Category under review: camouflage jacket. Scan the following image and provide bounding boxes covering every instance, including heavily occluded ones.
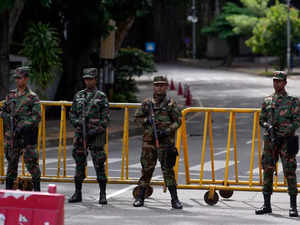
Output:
[259,90,300,137]
[135,95,182,145]
[0,87,41,131]
[69,88,110,136]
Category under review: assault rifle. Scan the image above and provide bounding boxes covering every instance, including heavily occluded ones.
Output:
[81,102,87,151]
[10,101,16,150]
[149,102,159,149]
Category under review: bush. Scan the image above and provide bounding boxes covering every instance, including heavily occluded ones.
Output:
[112,48,156,102]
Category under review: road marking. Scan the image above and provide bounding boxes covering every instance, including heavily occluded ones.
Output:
[214,148,233,156]
[189,160,238,171]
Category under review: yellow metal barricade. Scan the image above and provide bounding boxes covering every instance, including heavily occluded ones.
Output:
[176,107,299,205]
[1,102,299,205]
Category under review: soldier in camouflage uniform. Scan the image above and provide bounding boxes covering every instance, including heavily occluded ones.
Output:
[133,76,183,209]
[255,71,300,217]
[0,66,41,191]
[68,68,110,205]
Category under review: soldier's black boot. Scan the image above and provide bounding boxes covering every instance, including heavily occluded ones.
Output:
[133,186,145,207]
[255,194,272,214]
[68,180,82,203]
[168,185,183,209]
[99,182,107,205]
[5,178,14,190]
[289,195,298,217]
[32,180,41,192]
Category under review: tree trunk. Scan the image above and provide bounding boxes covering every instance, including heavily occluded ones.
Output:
[0,10,10,99]
[115,16,135,53]
[152,0,185,62]
[9,0,25,44]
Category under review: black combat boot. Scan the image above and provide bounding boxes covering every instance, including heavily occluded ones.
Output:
[255,194,272,214]
[289,195,298,217]
[5,178,14,190]
[32,180,41,192]
[68,179,82,203]
[168,185,183,209]
[133,186,145,207]
[99,182,107,205]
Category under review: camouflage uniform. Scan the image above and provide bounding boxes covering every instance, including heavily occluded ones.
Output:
[69,68,110,204]
[133,76,183,209]
[256,71,300,217]
[135,96,181,187]
[0,67,41,190]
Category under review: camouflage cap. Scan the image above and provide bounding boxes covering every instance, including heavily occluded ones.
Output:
[273,71,287,80]
[82,68,97,79]
[153,75,168,84]
[13,66,30,78]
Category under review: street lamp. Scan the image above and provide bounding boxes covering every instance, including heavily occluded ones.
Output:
[287,0,291,73]
[187,0,198,59]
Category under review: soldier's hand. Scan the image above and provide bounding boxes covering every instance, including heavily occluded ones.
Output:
[87,129,97,138]
[157,129,169,138]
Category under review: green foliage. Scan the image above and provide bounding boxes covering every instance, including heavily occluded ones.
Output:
[0,0,14,13]
[202,2,252,39]
[246,4,300,69]
[226,0,270,35]
[20,22,62,98]
[112,48,156,102]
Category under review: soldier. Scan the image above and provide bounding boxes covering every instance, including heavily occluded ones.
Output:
[133,75,183,209]
[69,68,110,205]
[255,71,300,217]
[0,66,41,191]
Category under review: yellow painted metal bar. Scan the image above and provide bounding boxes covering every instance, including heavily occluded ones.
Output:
[181,107,260,116]
[174,124,182,181]
[232,113,239,183]
[57,105,65,177]
[121,107,129,180]
[256,114,263,184]
[181,116,191,184]
[125,108,129,179]
[199,112,209,185]
[208,112,215,183]
[63,106,67,177]
[249,112,258,187]
[0,119,4,177]
[224,112,233,186]
[41,104,46,176]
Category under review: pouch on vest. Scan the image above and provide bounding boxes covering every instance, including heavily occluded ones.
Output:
[287,135,299,155]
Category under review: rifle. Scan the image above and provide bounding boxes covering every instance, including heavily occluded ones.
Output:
[149,101,159,149]
[9,100,16,150]
[81,101,87,151]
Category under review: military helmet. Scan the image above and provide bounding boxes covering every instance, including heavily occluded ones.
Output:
[273,71,287,80]
[153,75,168,84]
[82,68,97,79]
[13,66,31,78]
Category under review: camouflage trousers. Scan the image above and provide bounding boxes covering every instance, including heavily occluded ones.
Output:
[138,141,177,187]
[72,134,106,183]
[4,138,41,182]
[262,135,298,196]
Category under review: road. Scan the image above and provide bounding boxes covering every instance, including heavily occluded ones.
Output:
[1,63,300,224]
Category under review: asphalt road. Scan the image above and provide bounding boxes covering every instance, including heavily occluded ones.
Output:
[1,63,300,224]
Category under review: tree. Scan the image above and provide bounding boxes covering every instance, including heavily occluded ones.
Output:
[21,22,62,99]
[0,0,50,99]
[202,2,249,66]
[246,4,300,69]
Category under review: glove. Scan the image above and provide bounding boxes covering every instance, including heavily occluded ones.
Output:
[87,129,98,138]
[157,129,169,138]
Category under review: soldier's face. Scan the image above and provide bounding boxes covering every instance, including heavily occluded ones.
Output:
[153,83,168,95]
[15,76,28,89]
[273,79,286,92]
[84,78,97,89]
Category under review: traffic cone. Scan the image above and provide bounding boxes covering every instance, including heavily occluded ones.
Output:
[185,87,192,106]
[177,82,183,95]
[183,84,188,98]
[170,79,176,90]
